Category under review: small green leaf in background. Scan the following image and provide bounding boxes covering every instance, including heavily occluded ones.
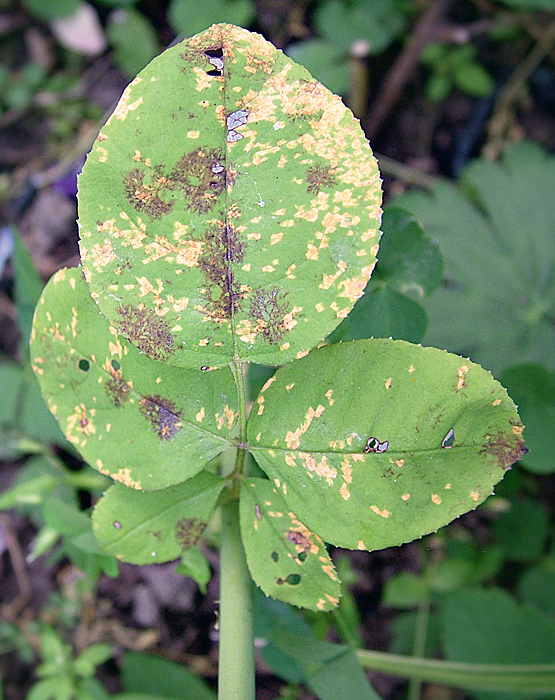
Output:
[382,571,429,608]
[11,226,44,354]
[92,471,225,564]
[315,0,408,55]
[286,39,349,96]
[441,588,555,700]
[328,206,443,344]
[31,268,237,490]
[248,338,525,552]
[517,557,555,619]
[106,9,160,78]
[240,478,341,611]
[168,0,254,37]
[501,363,555,474]
[21,0,80,21]
[78,24,382,369]
[395,141,555,376]
[177,546,212,593]
[494,495,549,562]
[121,650,216,700]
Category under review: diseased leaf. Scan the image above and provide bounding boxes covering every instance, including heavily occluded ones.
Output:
[240,478,341,611]
[30,267,237,490]
[328,206,442,344]
[395,141,555,375]
[92,471,224,564]
[247,339,526,551]
[78,24,382,369]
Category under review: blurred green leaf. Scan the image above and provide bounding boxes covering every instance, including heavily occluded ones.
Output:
[494,495,549,562]
[106,9,159,78]
[286,39,349,95]
[315,0,407,54]
[176,546,212,593]
[383,572,430,608]
[517,559,555,618]
[454,62,494,97]
[121,651,216,700]
[168,0,254,36]
[501,364,555,474]
[21,0,80,21]
[395,141,555,376]
[11,226,44,354]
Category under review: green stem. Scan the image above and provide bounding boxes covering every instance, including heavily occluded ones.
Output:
[231,359,248,444]
[407,598,430,700]
[356,651,555,694]
[218,498,255,700]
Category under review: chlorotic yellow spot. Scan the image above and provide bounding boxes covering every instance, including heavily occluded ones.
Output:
[196,408,205,422]
[339,482,350,500]
[402,493,410,501]
[493,399,502,406]
[445,483,451,489]
[396,459,404,467]
[431,494,442,505]
[357,540,366,550]
[385,377,392,389]
[371,505,390,518]
[470,491,480,501]
[457,365,469,391]
[408,365,415,373]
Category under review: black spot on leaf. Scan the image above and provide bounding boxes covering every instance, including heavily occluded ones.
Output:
[116,305,174,361]
[276,574,302,586]
[175,518,206,550]
[139,394,182,440]
[271,551,279,562]
[306,163,338,194]
[480,429,527,470]
[250,287,291,344]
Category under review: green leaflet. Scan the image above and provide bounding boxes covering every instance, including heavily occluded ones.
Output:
[30,268,237,490]
[92,471,224,564]
[240,478,341,612]
[78,24,382,369]
[247,339,526,551]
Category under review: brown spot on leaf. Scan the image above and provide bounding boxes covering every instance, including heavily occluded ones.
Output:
[480,429,527,470]
[123,166,174,220]
[175,518,206,550]
[306,163,337,194]
[170,147,226,214]
[105,375,130,408]
[287,529,311,553]
[198,222,246,320]
[116,305,174,361]
[139,395,182,440]
[249,287,291,344]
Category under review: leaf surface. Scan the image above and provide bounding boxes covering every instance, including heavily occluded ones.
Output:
[92,471,224,564]
[240,477,340,611]
[31,267,237,490]
[247,339,526,551]
[78,24,382,369]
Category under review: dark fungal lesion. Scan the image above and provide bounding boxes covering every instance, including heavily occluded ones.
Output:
[139,395,182,441]
[198,222,246,321]
[306,163,338,194]
[249,287,291,344]
[479,427,527,470]
[105,374,130,408]
[170,147,226,214]
[175,518,206,550]
[123,165,174,220]
[286,529,311,553]
[179,44,225,77]
[116,305,174,361]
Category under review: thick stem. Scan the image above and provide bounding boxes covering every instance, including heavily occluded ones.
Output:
[218,498,255,700]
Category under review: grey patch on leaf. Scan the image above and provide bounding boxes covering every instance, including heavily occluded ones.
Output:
[441,428,455,449]
[226,110,249,142]
[363,437,389,453]
[138,395,182,440]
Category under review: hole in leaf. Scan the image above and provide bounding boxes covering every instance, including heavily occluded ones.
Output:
[298,551,307,562]
[78,359,90,371]
[111,360,121,371]
[285,574,301,586]
[204,47,224,76]
[364,436,389,453]
[442,428,455,449]
[113,521,122,530]
[271,551,279,562]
